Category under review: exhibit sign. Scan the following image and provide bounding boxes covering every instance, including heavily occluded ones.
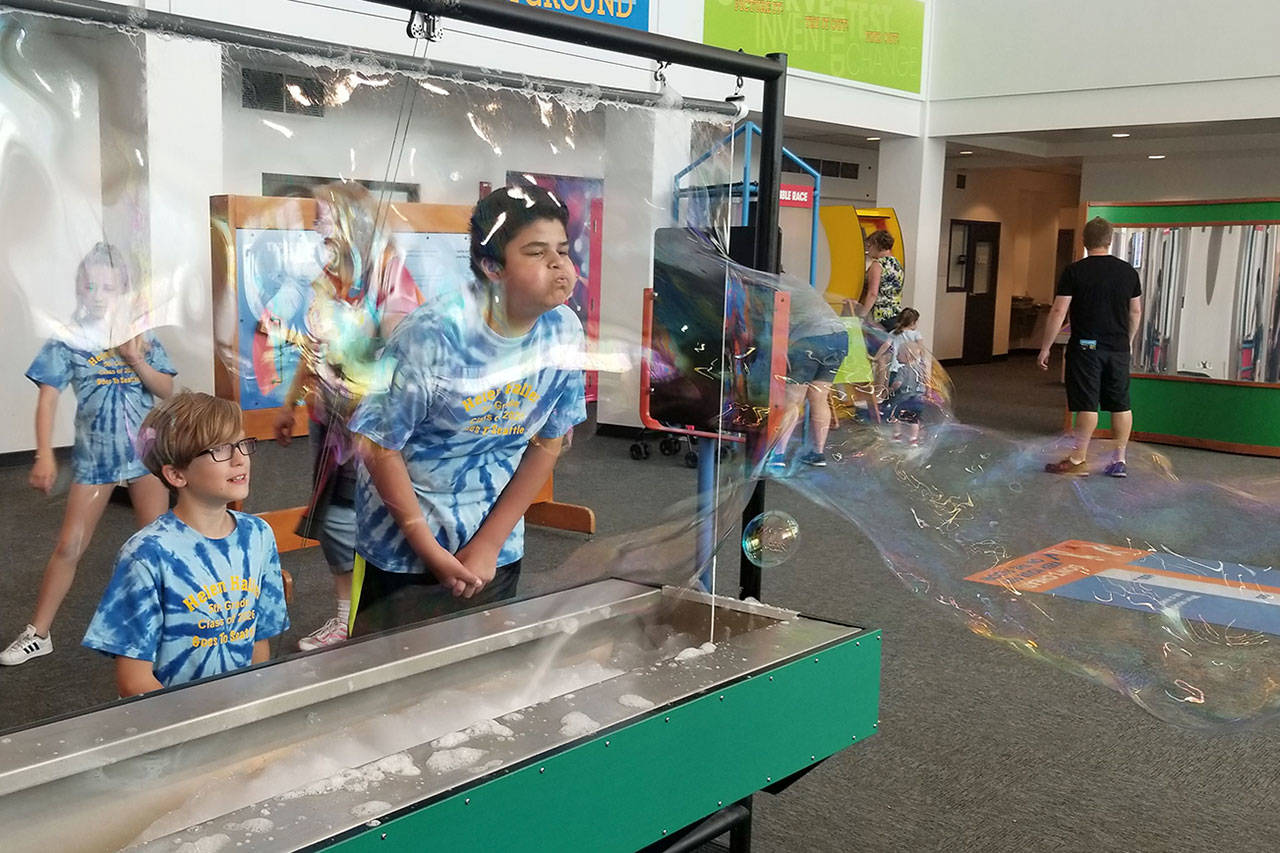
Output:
[968,540,1280,637]
[506,0,650,32]
[780,184,813,208]
[702,0,925,93]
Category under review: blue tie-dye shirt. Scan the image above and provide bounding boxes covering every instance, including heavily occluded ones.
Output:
[83,511,289,689]
[25,326,176,484]
[350,288,587,573]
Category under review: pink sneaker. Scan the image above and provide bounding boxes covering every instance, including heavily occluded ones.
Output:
[298,616,348,651]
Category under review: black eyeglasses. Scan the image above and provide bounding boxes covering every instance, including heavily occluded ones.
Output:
[196,438,258,463]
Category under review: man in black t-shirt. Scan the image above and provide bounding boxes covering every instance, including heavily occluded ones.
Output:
[1038,216,1143,477]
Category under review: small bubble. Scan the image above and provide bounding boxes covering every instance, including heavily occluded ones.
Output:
[742,511,800,569]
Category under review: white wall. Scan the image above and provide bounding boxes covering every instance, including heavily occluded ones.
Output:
[221,68,608,204]
[135,0,928,139]
[146,35,225,397]
[1,20,110,454]
[1082,152,1280,203]
[934,167,1081,360]
[930,0,1280,137]
[877,136,945,354]
[932,0,1280,101]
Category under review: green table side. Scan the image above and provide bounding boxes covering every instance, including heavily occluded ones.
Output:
[327,629,882,853]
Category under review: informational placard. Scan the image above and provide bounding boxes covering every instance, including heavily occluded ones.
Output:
[507,0,650,32]
[703,0,925,93]
[397,231,472,306]
[968,540,1280,636]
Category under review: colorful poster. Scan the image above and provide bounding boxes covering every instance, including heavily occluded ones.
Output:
[504,0,650,32]
[235,228,470,411]
[968,540,1280,636]
[702,0,925,93]
[236,229,324,411]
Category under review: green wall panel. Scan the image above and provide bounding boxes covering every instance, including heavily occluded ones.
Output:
[1088,201,1280,226]
[1072,377,1280,449]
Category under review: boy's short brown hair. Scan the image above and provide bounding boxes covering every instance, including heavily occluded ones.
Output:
[1083,216,1114,250]
[138,392,242,488]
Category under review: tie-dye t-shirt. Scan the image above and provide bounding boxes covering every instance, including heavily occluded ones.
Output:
[82,511,289,689]
[25,327,176,484]
[350,288,587,574]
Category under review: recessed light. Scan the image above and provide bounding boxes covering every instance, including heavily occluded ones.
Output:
[866,137,881,141]
[1112,132,1131,138]
[1148,154,1166,160]
[958,150,973,155]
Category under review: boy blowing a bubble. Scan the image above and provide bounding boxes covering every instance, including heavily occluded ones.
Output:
[348,185,587,632]
[83,392,289,697]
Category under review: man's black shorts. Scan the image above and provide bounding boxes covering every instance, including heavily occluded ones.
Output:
[1064,343,1131,412]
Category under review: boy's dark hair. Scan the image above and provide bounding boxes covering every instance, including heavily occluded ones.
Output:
[1083,216,1114,250]
[866,229,895,252]
[469,184,569,281]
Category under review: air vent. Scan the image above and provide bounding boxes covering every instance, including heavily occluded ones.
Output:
[785,157,859,180]
[241,68,325,117]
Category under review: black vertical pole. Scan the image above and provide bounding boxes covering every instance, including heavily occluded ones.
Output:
[739,53,788,602]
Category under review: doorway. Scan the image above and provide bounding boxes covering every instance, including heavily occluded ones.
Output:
[948,219,1001,363]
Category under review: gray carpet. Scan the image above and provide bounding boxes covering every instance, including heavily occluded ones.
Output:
[2,353,1278,852]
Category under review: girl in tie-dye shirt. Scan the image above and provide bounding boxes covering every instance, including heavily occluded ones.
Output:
[0,244,176,668]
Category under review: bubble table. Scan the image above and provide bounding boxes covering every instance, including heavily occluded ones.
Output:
[0,579,880,852]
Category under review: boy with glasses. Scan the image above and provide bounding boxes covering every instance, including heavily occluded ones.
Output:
[83,392,289,697]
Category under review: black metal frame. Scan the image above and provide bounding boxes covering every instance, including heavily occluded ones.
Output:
[5,1,792,845]
[6,0,785,593]
[368,1,787,603]
[7,0,786,599]
[0,0,738,115]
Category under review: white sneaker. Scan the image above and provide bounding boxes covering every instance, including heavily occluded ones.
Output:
[297,616,348,651]
[0,625,52,665]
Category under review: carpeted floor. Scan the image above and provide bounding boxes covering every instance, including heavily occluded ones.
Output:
[1,353,1278,852]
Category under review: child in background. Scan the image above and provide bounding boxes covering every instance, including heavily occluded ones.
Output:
[875,307,923,393]
[1,243,176,666]
[82,392,289,697]
[887,342,930,446]
[348,185,587,633]
[272,183,420,651]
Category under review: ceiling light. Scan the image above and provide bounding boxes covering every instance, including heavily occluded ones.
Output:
[1148,154,1166,159]
[866,136,881,141]
[958,150,973,155]
[1112,132,1131,138]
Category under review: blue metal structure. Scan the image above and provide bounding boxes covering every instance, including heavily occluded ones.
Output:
[672,120,822,287]
[667,122,823,591]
